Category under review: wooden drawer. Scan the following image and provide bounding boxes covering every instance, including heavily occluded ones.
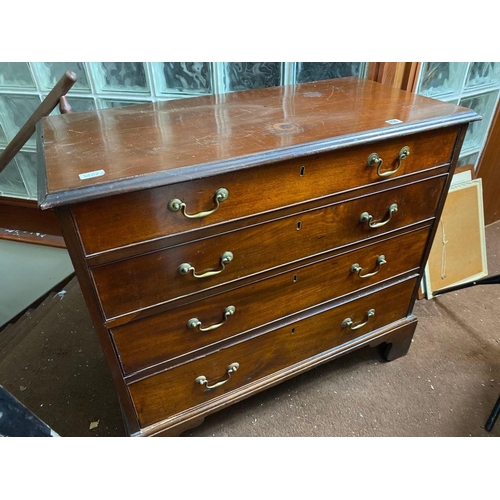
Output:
[92,175,445,320]
[111,226,429,374]
[73,127,458,255]
[128,277,417,428]
[39,76,479,437]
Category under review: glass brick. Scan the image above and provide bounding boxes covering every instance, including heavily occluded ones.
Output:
[99,99,150,109]
[0,62,36,89]
[0,156,29,198]
[32,62,90,92]
[460,90,499,152]
[225,63,281,92]
[0,94,41,146]
[47,96,96,115]
[159,62,212,93]
[0,122,8,147]
[465,62,500,90]
[16,151,38,198]
[66,97,96,113]
[93,62,149,93]
[417,62,468,99]
[296,62,364,83]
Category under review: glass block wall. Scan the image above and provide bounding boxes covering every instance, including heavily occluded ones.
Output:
[0,62,366,200]
[416,62,500,170]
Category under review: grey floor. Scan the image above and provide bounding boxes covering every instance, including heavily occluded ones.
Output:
[0,239,74,328]
[0,222,499,438]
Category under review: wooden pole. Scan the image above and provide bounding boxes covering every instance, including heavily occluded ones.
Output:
[0,71,77,173]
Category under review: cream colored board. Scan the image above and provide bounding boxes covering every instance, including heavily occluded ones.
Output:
[424,178,488,299]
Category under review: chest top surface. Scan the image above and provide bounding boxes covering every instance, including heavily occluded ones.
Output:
[38,77,479,209]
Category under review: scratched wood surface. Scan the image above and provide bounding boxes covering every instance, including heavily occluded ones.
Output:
[128,277,417,428]
[111,227,430,375]
[72,126,457,256]
[38,77,479,209]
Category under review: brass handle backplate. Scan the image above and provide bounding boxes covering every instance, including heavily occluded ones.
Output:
[195,362,240,390]
[367,146,410,178]
[178,251,233,279]
[187,305,236,332]
[168,187,229,219]
[342,309,375,331]
[360,203,398,228]
[351,255,387,278]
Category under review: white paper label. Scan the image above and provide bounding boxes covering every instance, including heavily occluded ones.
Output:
[386,119,403,125]
[79,169,105,180]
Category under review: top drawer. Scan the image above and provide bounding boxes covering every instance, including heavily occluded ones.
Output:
[72,127,459,256]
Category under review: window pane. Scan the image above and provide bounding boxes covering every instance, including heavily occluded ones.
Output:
[66,97,96,113]
[460,90,499,152]
[32,62,90,92]
[225,62,281,92]
[417,62,468,99]
[48,96,96,115]
[0,122,8,147]
[160,62,212,93]
[99,99,150,109]
[0,156,29,198]
[296,62,363,83]
[16,151,37,197]
[94,62,149,93]
[0,94,41,146]
[0,62,35,89]
[465,62,500,90]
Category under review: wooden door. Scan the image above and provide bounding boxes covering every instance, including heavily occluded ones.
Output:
[476,102,500,225]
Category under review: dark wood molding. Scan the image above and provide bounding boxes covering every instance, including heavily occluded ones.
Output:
[0,198,38,209]
[0,196,64,246]
[367,62,421,91]
[0,228,65,248]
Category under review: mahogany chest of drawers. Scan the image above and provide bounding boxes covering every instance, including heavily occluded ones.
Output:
[37,77,479,436]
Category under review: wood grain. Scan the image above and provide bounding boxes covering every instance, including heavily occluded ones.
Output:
[38,77,478,436]
[128,277,417,428]
[0,198,62,239]
[145,315,419,436]
[38,77,479,209]
[72,126,458,255]
[91,175,446,321]
[111,226,430,375]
